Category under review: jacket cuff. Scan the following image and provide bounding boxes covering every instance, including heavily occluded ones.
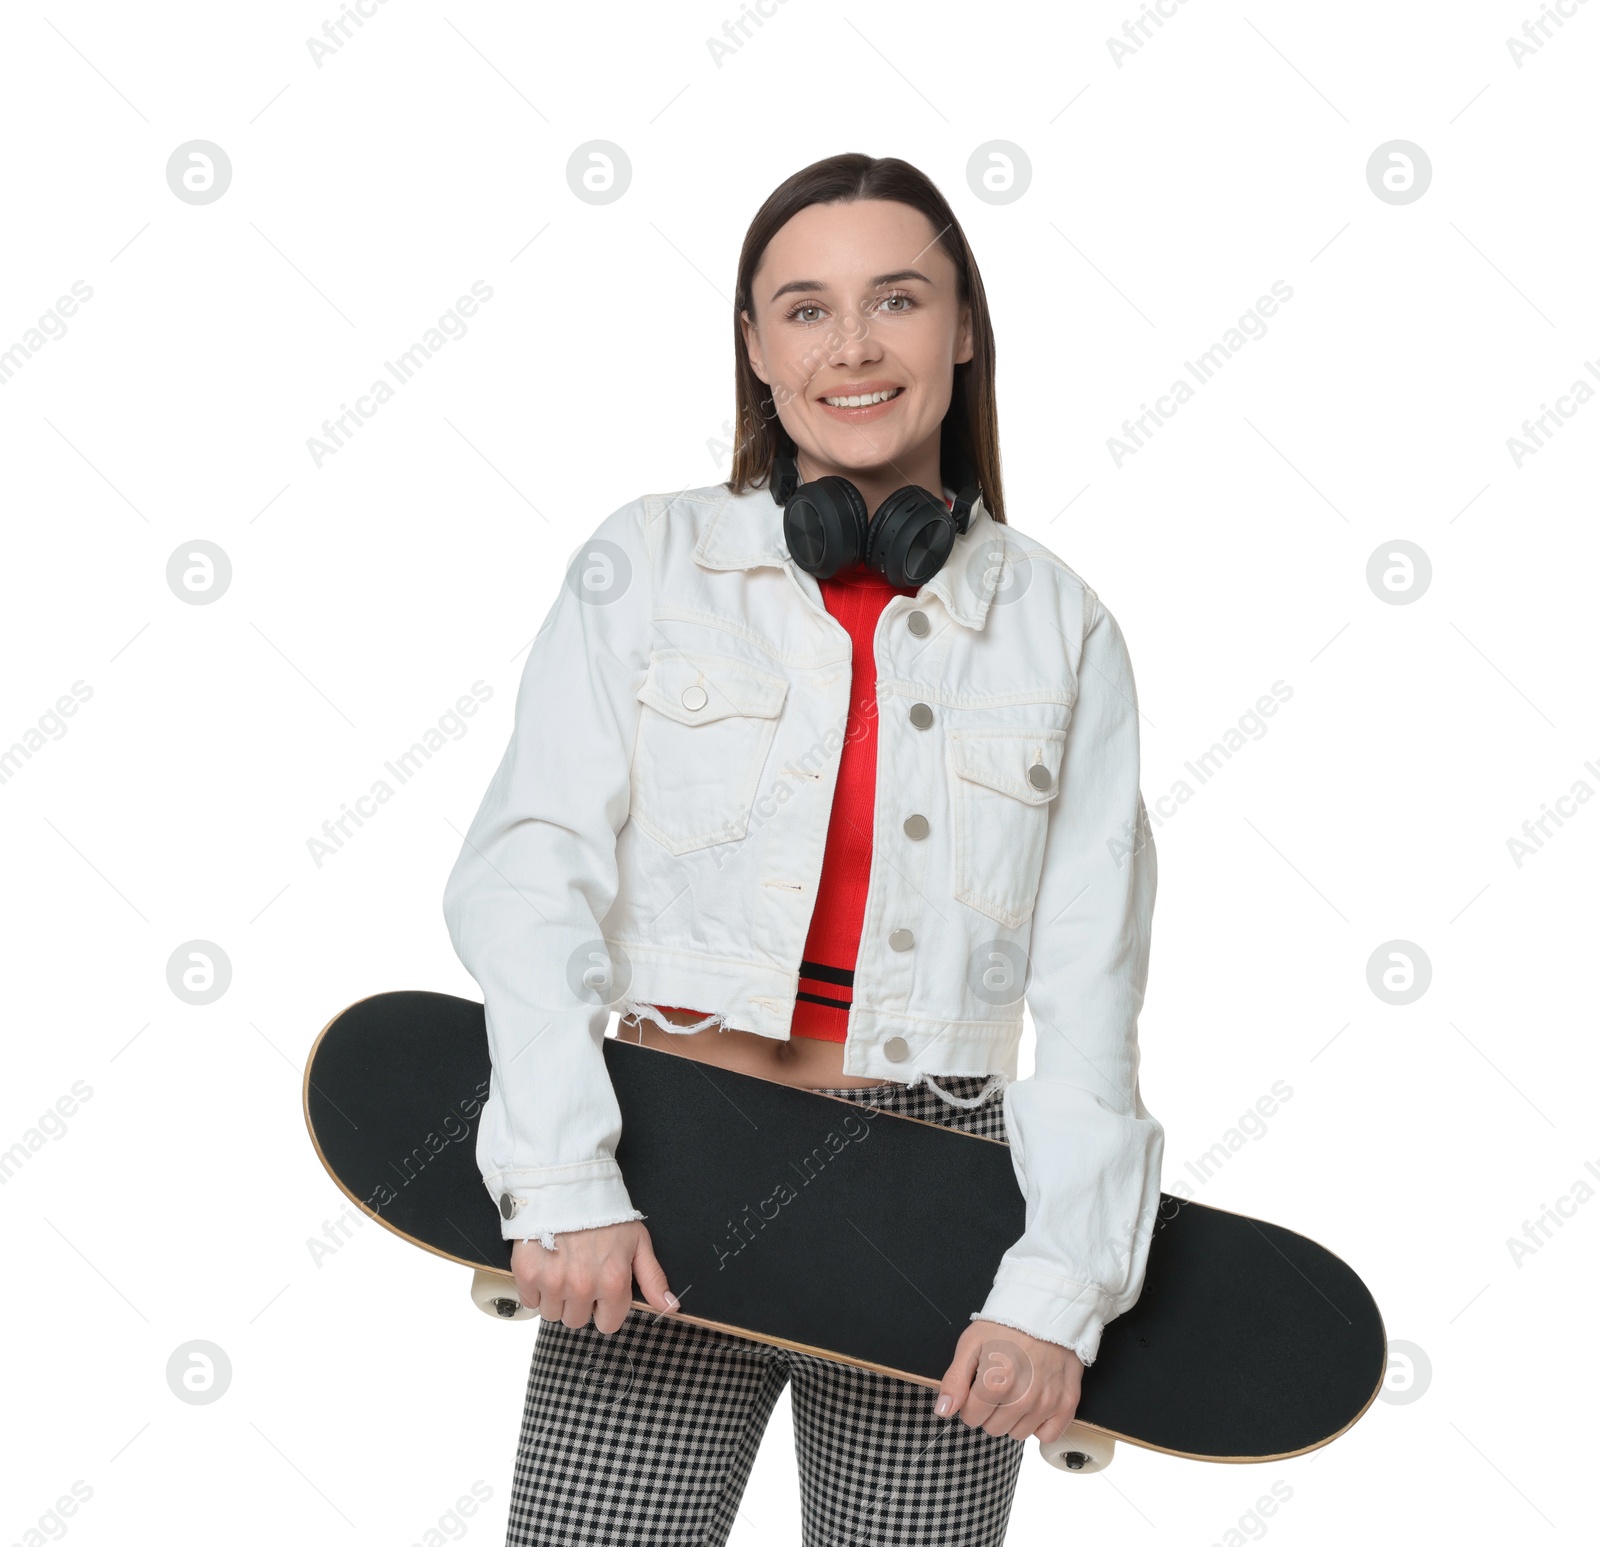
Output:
[973,1264,1116,1367]
[485,1157,644,1247]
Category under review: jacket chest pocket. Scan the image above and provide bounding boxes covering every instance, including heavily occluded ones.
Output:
[629,648,789,855]
[947,728,1067,928]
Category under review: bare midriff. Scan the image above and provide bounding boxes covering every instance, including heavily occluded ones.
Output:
[617,1005,909,1091]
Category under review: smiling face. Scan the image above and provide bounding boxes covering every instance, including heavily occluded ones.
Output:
[740,198,974,514]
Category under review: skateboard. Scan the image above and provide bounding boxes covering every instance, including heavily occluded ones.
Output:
[303,990,1387,1473]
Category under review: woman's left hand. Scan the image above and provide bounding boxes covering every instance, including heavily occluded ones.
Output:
[934,1320,1083,1443]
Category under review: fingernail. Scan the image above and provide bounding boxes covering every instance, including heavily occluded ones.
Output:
[664,1292,679,1311]
[935,1395,953,1417]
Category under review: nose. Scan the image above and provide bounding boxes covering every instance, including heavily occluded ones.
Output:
[826,311,884,372]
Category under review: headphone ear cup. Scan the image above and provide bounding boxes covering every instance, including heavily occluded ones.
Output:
[783,475,869,579]
[866,487,959,589]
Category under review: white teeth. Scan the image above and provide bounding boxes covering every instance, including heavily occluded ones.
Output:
[823,388,901,408]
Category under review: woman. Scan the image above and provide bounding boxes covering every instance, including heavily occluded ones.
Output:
[443,152,1164,1547]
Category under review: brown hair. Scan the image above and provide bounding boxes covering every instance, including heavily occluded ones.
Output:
[726,153,1006,526]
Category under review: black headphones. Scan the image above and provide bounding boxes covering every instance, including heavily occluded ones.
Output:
[771,443,981,589]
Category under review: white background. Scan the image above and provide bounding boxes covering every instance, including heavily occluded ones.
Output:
[2,2,1595,1543]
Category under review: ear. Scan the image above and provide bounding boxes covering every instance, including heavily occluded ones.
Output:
[740,308,771,385]
[954,301,975,368]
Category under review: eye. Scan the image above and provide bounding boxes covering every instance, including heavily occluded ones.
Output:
[878,290,916,314]
[784,300,826,324]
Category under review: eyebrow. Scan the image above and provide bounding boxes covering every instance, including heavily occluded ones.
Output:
[768,269,933,304]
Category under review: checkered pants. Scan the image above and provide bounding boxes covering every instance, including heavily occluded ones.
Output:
[504,1074,1024,1547]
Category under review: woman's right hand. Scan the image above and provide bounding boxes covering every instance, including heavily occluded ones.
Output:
[510,1220,678,1335]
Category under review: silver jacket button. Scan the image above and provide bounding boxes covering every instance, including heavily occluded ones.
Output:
[888,927,915,951]
[681,684,708,711]
[902,813,930,840]
[906,610,930,637]
[1028,762,1054,791]
[883,1035,910,1062]
[908,702,933,729]
[498,1192,518,1220]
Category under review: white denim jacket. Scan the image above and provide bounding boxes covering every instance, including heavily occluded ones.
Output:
[442,478,1163,1366]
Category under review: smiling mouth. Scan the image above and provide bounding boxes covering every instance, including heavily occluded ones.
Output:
[819,387,904,408]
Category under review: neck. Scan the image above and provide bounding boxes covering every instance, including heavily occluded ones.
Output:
[795,438,946,516]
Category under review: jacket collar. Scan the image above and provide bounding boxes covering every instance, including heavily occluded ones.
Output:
[689,481,1004,631]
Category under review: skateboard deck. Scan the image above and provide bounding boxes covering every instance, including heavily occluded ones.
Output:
[304,990,1386,1471]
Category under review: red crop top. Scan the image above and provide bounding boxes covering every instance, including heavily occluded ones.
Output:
[639,551,922,1040]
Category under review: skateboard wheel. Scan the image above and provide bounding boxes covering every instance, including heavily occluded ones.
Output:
[1039,1424,1115,1474]
[470,1268,536,1322]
